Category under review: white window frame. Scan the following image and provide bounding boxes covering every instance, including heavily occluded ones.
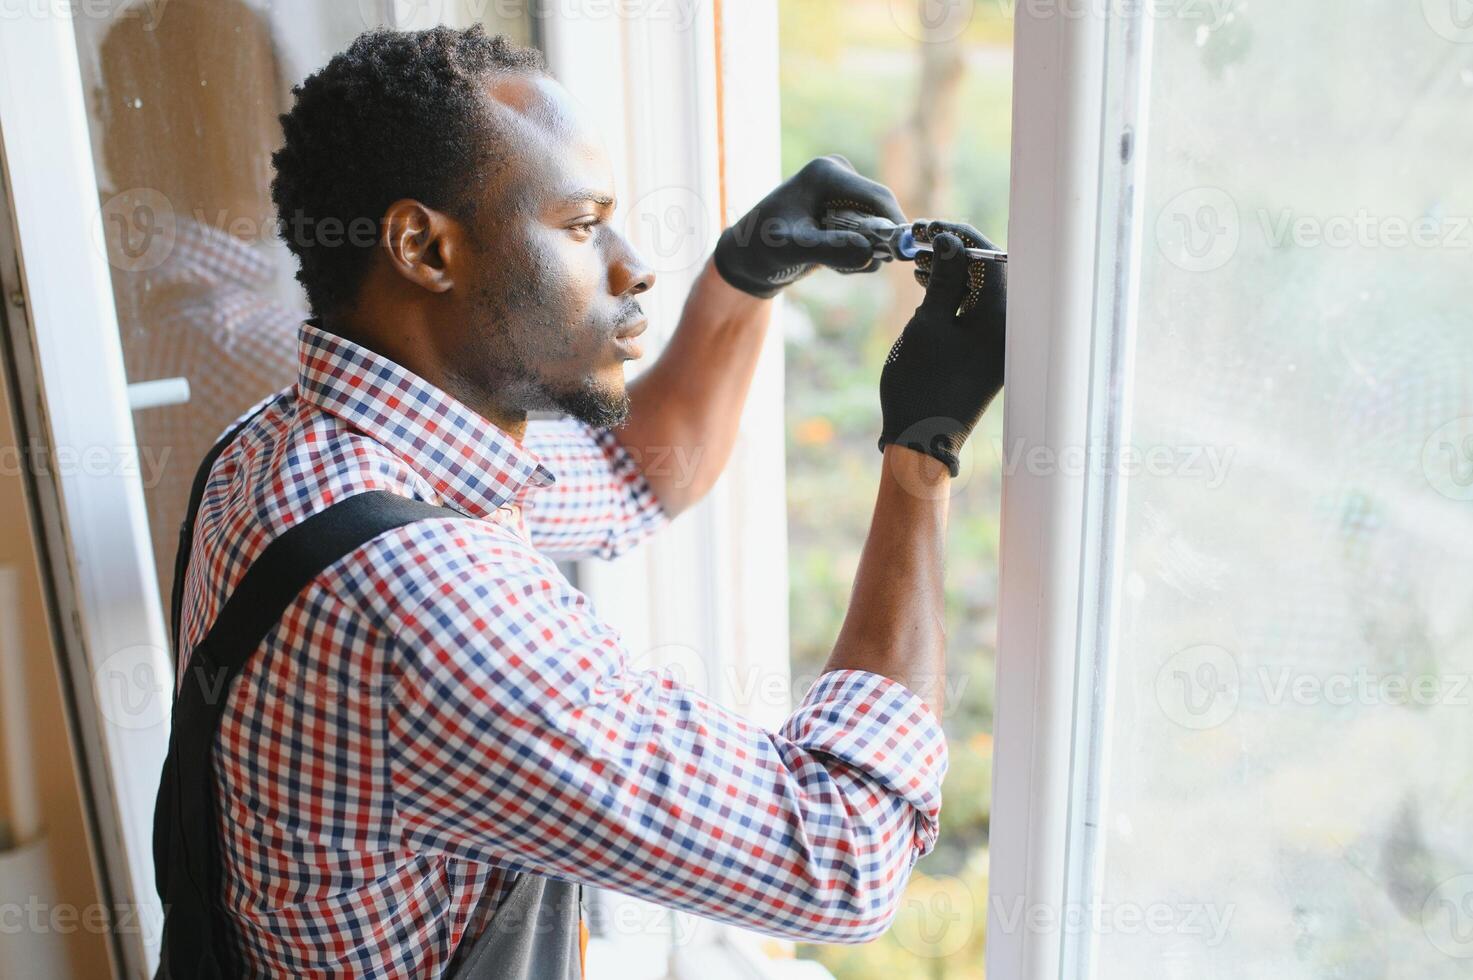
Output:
[0,10,169,978]
[986,5,1150,980]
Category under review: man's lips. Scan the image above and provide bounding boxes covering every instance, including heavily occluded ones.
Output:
[615,317,647,340]
[613,318,648,359]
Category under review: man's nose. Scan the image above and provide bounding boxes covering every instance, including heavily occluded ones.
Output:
[609,236,656,296]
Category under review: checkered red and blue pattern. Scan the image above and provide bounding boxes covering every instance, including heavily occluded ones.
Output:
[177,321,949,977]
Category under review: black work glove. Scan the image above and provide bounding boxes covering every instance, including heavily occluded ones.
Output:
[712,154,906,298]
[877,219,1007,478]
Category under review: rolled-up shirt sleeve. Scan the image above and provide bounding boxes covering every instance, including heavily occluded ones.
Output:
[377,522,948,944]
[521,417,670,562]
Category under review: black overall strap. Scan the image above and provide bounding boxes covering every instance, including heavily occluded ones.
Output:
[153,407,461,977]
[169,402,275,662]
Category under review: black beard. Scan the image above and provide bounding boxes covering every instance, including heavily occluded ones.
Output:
[552,373,631,429]
[465,261,631,430]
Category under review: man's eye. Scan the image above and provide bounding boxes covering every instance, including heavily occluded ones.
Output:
[571,220,599,237]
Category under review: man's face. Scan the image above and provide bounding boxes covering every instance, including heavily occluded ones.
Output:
[443,74,653,430]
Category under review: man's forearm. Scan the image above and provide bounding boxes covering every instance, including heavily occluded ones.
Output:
[824,445,952,722]
[615,255,773,517]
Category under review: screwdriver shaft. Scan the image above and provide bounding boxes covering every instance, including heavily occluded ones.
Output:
[906,240,1009,264]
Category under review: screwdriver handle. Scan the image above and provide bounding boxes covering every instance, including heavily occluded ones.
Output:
[820,208,1008,264]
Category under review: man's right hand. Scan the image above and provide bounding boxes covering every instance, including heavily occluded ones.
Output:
[877,219,1007,478]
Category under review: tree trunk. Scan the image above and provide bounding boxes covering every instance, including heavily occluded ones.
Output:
[876,8,966,349]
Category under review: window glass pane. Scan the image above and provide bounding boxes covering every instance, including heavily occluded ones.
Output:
[1079,6,1473,977]
[72,0,535,613]
[778,1,1012,974]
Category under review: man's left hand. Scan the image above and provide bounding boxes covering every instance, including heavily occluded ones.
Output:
[712,154,907,299]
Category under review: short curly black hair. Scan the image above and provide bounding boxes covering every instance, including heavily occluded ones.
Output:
[271,25,546,318]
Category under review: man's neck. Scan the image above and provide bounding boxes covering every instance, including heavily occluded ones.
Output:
[437,370,529,444]
[320,311,530,444]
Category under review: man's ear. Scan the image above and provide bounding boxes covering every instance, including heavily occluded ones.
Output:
[380,199,464,295]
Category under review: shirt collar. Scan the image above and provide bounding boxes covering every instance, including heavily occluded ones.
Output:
[295,320,557,518]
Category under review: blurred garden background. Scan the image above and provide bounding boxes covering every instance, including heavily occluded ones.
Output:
[777,2,1013,975]
[776,2,1473,977]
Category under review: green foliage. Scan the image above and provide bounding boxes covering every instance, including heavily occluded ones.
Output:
[778,2,1014,975]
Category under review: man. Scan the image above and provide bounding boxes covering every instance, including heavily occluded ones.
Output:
[164,24,1006,979]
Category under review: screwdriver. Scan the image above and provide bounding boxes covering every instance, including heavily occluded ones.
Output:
[821,208,1008,264]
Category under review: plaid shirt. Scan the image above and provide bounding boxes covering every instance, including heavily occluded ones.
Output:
[178,320,949,977]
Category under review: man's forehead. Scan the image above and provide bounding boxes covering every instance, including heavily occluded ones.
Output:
[482,74,614,208]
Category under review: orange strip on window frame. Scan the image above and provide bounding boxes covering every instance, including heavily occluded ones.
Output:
[712,0,729,226]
